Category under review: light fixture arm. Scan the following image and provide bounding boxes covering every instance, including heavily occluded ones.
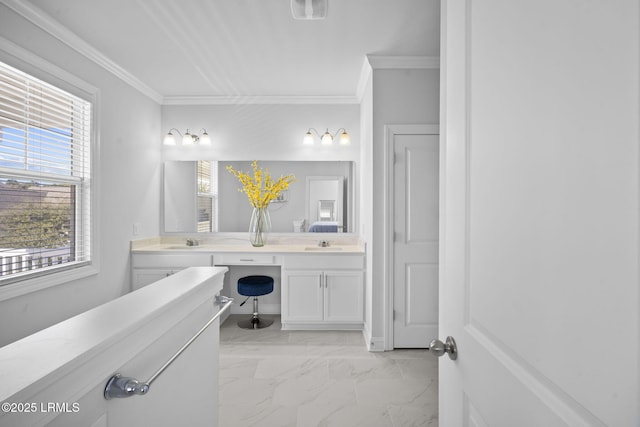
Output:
[166,128,183,137]
[305,128,321,138]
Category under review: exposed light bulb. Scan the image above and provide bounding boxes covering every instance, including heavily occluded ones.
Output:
[163,132,176,146]
[199,132,211,145]
[339,131,350,145]
[321,130,333,145]
[303,130,315,145]
[182,130,194,145]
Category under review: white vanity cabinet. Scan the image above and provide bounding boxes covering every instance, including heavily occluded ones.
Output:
[130,241,366,330]
[131,253,213,290]
[282,254,364,329]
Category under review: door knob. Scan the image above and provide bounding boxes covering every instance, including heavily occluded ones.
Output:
[429,336,458,360]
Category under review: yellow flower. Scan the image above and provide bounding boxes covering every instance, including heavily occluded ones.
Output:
[226,161,296,209]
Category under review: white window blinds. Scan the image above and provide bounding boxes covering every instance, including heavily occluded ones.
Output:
[197,160,218,233]
[0,61,92,283]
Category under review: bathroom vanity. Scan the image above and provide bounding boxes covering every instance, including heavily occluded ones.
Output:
[131,236,365,330]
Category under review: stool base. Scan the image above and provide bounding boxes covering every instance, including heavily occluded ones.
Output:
[237,295,273,329]
[238,315,273,329]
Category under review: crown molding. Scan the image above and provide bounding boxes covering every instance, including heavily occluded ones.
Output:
[366,55,440,70]
[355,55,439,103]
[1,0,163,104]
[162,95,360,106]
[355,57,373,103]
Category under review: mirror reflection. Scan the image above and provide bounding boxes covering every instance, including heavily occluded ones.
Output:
[164,160,353,233]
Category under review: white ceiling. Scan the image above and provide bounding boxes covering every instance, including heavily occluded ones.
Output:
[26,0,440,101]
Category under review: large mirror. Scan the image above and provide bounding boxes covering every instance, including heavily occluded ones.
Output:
[163,160,354,233]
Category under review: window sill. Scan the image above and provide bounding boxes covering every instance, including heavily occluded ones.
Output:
[0,263,99,302]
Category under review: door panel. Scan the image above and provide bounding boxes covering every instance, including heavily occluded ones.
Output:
[405,263,438,326]
[393,132,439,348]
[440,1,639,426]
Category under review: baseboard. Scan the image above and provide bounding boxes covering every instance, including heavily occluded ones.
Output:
[220,309,231,325]
[362,324,385,352]
[367,337,385,352]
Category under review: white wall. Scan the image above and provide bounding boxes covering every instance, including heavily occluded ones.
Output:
[161,104,360,162]
[359,65,374,347]
[0,5,162,347]
[369,67,440,343]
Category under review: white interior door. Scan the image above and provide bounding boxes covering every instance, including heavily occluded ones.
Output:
[438,1,639,426]
[306,176,344,227]
[390,126,439,348]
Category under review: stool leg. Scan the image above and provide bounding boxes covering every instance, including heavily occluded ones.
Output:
[237,296,274,329]
[252,297,259,321]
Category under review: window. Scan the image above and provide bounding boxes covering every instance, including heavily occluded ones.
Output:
[0,60,92,285]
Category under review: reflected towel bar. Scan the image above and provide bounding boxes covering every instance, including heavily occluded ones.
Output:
[104,295,233,399]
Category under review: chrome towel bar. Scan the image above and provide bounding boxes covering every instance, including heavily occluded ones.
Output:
[104,295,234,399]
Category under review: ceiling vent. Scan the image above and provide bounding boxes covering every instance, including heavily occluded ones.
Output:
[291,0,327,20]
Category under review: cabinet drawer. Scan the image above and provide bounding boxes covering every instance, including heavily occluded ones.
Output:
[132,253,212,268]
[214,253,276,265]
[284,255,364,270]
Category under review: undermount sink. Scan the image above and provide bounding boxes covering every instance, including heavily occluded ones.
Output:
[164,245,203,249]
[304,246,343,251]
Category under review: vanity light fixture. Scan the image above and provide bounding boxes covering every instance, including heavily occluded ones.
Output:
[303,128,350,145]
[163,128,211,146]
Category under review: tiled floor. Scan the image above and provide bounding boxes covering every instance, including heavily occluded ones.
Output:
[219,315,439,427]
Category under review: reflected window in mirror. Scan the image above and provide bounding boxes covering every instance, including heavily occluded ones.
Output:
[197,161,217,232]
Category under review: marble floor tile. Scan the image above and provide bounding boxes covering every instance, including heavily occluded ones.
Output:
[221,342,310,358]
[354,378,437,408]
[388,404,439,427]
[305,343,375,359]
[328,357,401,381]
[272,378,357,407]
[255,357,329,380]
[288,330,365,346]
[296,403,394,427]
[220,403,297,427]
[396,357,439,379]
[219,356,260,379]
[219,377,281,406]
[219,315,438,427]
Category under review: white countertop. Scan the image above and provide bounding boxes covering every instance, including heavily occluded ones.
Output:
[131,235,366,254]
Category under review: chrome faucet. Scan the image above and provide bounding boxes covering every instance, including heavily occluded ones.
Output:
[318,240,330,247]
[186,238,199,246]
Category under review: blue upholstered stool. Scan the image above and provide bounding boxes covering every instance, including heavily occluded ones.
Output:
[237,275,274,329]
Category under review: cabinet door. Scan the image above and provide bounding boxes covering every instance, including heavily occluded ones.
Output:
[282,270,323,322]
[132,268,180,291]
[324,271,363,322]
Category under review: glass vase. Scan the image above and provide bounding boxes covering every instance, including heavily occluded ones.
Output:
[248,207,271,247]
